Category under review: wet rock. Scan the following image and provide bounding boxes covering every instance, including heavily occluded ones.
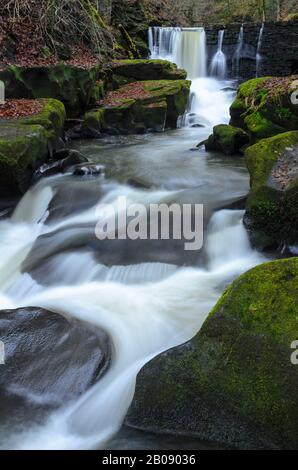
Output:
[110,59,187,81]
[82,80,191,135]
[127,258,298,450]
[204,124,250,155]
[0,99,66,194]
[0,307,111,430]
[230,77,298,142]
[0,64,102,117]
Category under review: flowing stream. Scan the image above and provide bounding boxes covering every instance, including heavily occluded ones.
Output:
[0,28,269,450]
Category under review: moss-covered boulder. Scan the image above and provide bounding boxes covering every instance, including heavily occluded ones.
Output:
[0,64,102,117]
[110,59,187,82]
[82,79,190,136]
[244,131,298,249]
[204,124,250,155]
[127,257,298,450]
[230,76,298,142]
[0,99,65,194]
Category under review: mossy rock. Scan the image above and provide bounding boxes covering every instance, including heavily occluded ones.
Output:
[204,124,249,155]
[244,131,298,248]
[18,99,66,141]
[127,257,298,450]
[0,64,102,117]
[110,60,187,81]
[0,99,65,194]
[230,76,298,142]
[82,80,190,135]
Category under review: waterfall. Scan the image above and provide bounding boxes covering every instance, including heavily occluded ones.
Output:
[256,23,264,77]
[210,29,227,78]
[148,26,207,79]
[233,24,244,77]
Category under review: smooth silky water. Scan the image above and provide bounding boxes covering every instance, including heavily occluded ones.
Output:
[0,30,271,450]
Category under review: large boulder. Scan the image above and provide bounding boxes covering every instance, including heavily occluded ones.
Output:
[0,99,66,194]
[0,307,111,430]
[82,79,191,136]
[204,124,249,155]
[0,64,103,117]
[244,131,298,249]
[230,76,298,142]
[126,258,298,450]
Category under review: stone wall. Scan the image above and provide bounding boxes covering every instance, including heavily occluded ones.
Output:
[205,21,298,80]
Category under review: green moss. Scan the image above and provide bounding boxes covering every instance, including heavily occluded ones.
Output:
[238,77,270,100]
[18,99,66,140]
[205,124,249,155]
[245,131,298,246]
[89,80,105,105]
[110,60,187,81]
[83,79,190,135]
[82,108,105,136]
[0,124,48,193]
[0,64,101,117]
[230,76,298,142]
[0,98,65,193]
[277,106,293,120]
[244,111,285,141]
[246,131,298,189]
[285,12,298,22]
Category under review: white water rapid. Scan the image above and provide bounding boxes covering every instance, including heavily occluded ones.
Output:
[0,26,269,450]
[210,30,227,78]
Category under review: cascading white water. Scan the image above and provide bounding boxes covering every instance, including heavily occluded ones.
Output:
[210,30,227,78]
[256,23,265,77]
[148,26,207,79]
[0,172,267,450]
[233,24,244,77]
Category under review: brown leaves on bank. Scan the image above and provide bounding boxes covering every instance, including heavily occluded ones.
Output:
[0,99,43,119]
[102,82,151,107]
[256,75,298,99]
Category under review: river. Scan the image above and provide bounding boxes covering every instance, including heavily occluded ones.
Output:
[0,30,270,450]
